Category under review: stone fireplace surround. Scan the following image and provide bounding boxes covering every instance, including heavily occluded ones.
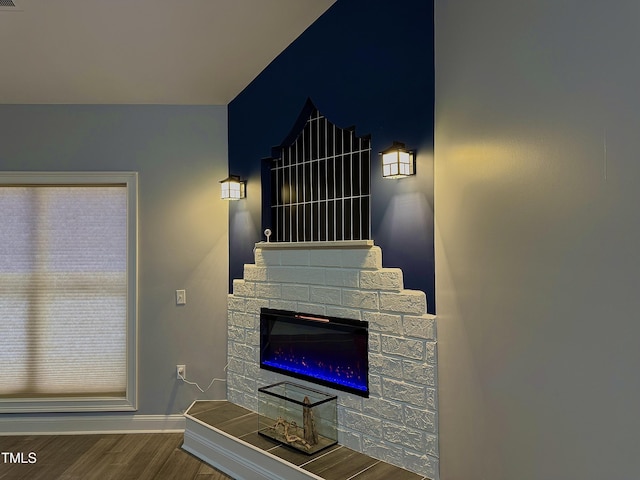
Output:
[227,241,438,479]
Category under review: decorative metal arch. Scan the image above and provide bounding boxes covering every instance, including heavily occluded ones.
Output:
[267,99,371,243]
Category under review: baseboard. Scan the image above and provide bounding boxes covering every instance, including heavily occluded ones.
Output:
[0,414,186,435]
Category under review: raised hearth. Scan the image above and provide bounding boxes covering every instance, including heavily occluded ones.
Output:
[183,400,429,480]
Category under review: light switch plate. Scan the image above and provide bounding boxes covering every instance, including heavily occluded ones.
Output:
[176,289,186,305]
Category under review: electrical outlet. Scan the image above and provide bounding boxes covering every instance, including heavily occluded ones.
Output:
[176,364,186,379]
[176,289,186,305]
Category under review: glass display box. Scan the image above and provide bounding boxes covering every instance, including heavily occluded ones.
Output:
[258,381,338,454]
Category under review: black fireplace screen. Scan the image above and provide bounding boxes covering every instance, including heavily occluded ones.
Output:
[260,308,369,397]
[267,99,371,243]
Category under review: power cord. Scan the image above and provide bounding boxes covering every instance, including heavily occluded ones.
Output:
[177,361,229,393]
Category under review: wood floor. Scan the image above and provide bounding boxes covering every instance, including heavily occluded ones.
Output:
[0,433,232,480]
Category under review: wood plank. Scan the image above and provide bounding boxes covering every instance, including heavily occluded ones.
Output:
[213,412,260,438]
[187,400,231,417]
[190,402,252,427]
[152,446,212,480]
[269,443,342,467]
[349,460,427,480]
[0,434,232,480]
[57,434,125,480]
[0,435,100,480]
[115,433,183,480]
[237,431,281,451]
[302,446,378,480]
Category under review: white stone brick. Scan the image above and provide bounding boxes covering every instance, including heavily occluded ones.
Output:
[325,306,361,320]
[383,421,425,452]
[360,269,404,291]
[257,369,280,386]
[338,394,363,410]
[342,289,379,310]
[368,375,382,396]
[403,451,438,480]
[245,297,269,314]
[343,410,382,435]
[282,285,309,301]
[268,266,325,285]
[339,430,362,451]
[426,341,437,364]
[341,246,382,269]
[425,433,439,457]
[363,312,402,334]
[227,326,246,342]
[266,266,294,283]
[280,250,310,266]
[379,290,427,314]
[231,375,257,396]
[230,312,256,329]
[369,354,403,378]
[232,279,255,297]
[255,282,282,299]
[361,437,404,466]
[324,268,359,288]
[310,286,342,305]
[404,405,437,433]
[362,397,404,422]
[244,362,261,379]
[245,329,259,346]
[230,342,257,362]
[309,249,343,267]
[254,248,281,266]
[243,393,259,413]
[269,299,297,311]
[243,264,268,282]
[368,333,381,353]
[403,314,436,339]
[296,303,326,316]
[381,335,425,360]
[226,357,244,375]
[227,387,243,405]
[227,295,245,313]
[382,378,427,408]
[403,361,436,386]
[426,388,437,410]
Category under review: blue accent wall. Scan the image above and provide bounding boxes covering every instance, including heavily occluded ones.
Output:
[228,0,435,313]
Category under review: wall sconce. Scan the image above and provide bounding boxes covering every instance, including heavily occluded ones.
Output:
[220,175,246,200]
[380,141,415,178]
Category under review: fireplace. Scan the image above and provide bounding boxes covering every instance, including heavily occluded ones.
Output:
[260,307,369,397]
[229,243,438,479]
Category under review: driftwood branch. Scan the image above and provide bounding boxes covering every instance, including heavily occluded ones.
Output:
[303,395,319,446]
[271,416,312,450]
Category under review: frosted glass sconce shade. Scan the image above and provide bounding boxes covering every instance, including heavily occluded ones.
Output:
[380,142,415,178]
[220,175,246,200]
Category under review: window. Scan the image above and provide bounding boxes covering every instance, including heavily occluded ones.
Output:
[0,172,137,413]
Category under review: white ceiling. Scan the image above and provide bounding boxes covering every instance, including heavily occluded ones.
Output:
[0,0,335,104]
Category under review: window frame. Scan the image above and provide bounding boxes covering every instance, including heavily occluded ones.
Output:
[0,172,138,413]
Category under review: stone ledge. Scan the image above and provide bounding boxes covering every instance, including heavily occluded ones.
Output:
[256,240,374,250]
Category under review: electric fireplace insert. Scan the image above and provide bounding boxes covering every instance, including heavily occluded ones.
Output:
[260,308,369,397]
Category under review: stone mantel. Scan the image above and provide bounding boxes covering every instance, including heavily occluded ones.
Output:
[256,240,374,250]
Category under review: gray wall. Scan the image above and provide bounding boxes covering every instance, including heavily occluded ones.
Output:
[436,2,640,479]
[0,105,229,415]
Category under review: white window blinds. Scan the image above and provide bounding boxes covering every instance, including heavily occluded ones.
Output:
[0,184,129,401]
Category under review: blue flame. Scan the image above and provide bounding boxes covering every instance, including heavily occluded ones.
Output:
[262,359,368,393]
